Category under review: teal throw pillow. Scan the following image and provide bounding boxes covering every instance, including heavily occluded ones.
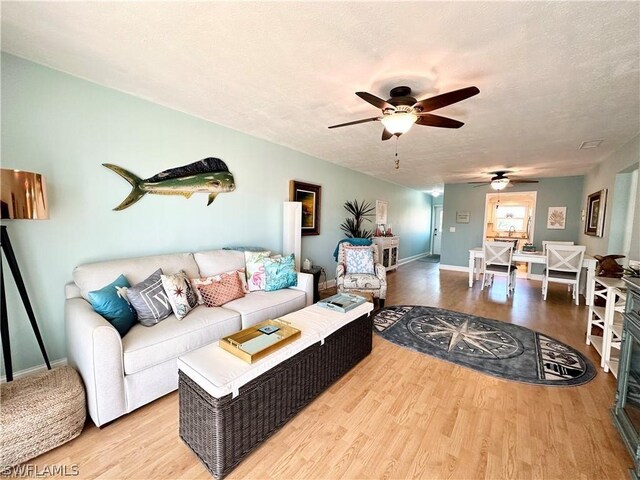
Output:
[264,254,297,292]
[88,274,137,337]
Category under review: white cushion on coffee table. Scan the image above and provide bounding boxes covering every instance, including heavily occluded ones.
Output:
[177,302,373,399]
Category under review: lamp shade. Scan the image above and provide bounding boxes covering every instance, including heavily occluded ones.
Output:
[1,169,49,220]
[380,112,418,135]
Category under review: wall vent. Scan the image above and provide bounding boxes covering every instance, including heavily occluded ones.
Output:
[579,140,603,149]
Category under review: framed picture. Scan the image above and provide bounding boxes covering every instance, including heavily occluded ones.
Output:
[547,207,566,230]
[584,189,607,237]
[289,180,321,236]
[376,200,388,224]
[456,211,470,223]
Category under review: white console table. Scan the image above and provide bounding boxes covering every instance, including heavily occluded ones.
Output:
[372,236,399,272]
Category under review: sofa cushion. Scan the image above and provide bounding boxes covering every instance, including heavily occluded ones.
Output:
[161,270,198,320]
[197,272,245,307]
[127,269,172,326]
[343,273,381,290]
[223,288,306,328]
[122,306,241,375]
[73,252,199,300]
[264,254,297,291]
[87,274,137,337]
[193,249,245,277]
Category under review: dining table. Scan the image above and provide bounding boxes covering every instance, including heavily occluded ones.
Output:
[468,247,598,305]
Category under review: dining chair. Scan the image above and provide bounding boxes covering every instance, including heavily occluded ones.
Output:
[482,241,517,296]
[542,240,575,252]
[543,245,586,305]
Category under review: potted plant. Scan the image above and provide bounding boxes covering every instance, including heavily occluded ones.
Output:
[340,200,375,239]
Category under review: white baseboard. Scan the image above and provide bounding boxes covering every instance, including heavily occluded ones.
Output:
[398,252,430,266]
[1,358,67,383]
[321,278,336,291]
[439,264,469,272]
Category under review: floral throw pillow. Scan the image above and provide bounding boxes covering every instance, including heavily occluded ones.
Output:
[244,250,271,291]
[197,272,245,307]
[264,254,297,292]
[161,270,199,320]
[344,246,375,275]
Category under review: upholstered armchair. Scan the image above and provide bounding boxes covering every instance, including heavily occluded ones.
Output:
[336,242,386,307]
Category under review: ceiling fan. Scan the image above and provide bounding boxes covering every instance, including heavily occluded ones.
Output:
[467,171,539,190]
[328,85,480,140]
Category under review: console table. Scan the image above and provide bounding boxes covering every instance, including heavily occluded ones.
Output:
[372,236,399,272]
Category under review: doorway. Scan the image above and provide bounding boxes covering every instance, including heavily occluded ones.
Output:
[483,191,537,275]
[432,205,443,255]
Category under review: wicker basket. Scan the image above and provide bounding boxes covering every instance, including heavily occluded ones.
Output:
[179,312,373,479]
[1,366,86,469]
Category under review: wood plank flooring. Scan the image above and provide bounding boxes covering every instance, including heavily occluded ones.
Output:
[21,262,631,479]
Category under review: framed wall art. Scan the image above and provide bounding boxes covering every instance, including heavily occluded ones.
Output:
[289,180,321,236]
[456,211,470,223]
[547,207,566,230]
[584,189,607,237]
[376,200,388,224]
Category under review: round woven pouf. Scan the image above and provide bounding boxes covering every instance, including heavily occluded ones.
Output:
[1,366,86,469]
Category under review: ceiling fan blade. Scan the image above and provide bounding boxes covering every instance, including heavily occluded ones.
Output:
[510,179,539,184]
[416,114,464,129]
[472,184,490,188]
[467,181,490,184]
[328,117,381,129]
[382,128,393,141]
[413,86,480,113]
[356,92,394,110]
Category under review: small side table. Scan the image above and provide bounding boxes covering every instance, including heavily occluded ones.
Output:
[301,266,322,303]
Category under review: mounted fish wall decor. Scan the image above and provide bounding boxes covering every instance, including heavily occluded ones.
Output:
[103,157,236,211]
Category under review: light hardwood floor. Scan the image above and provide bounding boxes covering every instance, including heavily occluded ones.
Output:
[25,261,631,479]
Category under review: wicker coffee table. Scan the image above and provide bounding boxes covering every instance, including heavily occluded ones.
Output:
[178,301,374,479]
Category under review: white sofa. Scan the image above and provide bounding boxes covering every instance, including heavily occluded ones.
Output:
[65,249,313,427]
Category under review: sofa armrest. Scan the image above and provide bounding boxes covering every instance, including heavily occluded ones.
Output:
[65,297,127,426]
[290,272,314,306]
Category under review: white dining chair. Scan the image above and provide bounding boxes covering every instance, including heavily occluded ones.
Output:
[482,241,517,296]
[543,245,586,305]
[542,241,575,252]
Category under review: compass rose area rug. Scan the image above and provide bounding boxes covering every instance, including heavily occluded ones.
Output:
[373,306,596,386]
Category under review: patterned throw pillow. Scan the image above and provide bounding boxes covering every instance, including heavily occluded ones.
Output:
[88,274,137,337]
[190,269,249,304]
[344,246,375,274]
[244,250,271,292]
[126,269,172,326]
[161,270,198,320]
[197,272,245,307]
[264,254,297,292]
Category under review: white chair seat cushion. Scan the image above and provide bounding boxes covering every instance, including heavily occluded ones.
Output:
[223,289,307,328]
[343,273,381,290]
[122,306,241,375]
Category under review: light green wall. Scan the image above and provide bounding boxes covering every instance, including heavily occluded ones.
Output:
[1,53,431,372]
[580,135,639,261]
[440,176,584,267]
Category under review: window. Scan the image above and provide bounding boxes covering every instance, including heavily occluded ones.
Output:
[495,205,527,232]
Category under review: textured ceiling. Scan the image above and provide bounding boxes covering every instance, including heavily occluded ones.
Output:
[2,1,639,191]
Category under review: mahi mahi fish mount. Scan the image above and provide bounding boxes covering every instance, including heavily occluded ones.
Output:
[103,157,236,211]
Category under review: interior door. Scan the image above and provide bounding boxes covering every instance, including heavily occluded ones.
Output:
[432,205,443,255]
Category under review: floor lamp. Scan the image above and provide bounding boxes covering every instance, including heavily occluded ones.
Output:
[1,168,51,381]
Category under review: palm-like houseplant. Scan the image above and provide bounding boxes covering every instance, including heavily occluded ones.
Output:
[340,199,375,239]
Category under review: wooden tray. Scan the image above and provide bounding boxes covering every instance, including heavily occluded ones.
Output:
[219,319,301,363]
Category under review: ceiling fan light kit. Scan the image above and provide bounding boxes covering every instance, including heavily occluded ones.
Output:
[380,111,418,135]
[491,178,510,190]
